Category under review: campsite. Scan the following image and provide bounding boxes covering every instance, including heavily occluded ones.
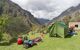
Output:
[0,31,80,50]
[0,0,80,50]
[0,20,80,50]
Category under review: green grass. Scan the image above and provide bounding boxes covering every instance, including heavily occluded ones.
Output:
[0,32,80,50]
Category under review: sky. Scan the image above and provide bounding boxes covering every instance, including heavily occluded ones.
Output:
[11,0,80,20]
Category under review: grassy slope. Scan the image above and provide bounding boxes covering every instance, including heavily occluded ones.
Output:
[0,32,80,50]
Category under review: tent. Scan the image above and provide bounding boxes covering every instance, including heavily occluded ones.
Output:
[47,21,68,38]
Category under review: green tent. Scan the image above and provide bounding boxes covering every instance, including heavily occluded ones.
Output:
[47,21,68,38]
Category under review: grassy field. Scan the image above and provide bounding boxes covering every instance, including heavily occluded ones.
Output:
[0,31,80,50]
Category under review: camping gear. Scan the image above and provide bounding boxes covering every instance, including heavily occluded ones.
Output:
[23,37,42,48]
[32,37,42,42]
[47,21,69,38]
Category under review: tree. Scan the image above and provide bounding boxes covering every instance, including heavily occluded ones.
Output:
[0,16,8,41]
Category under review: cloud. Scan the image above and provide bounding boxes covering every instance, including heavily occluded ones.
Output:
[11,0,80,20]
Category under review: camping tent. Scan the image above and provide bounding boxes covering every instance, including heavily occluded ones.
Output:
[47,21,68,38]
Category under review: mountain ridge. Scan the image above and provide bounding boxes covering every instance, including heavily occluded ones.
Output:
[51,4,80,23]
[0,0,41,36]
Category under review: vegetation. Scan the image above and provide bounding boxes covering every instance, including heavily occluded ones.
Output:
[0,15,31,42]
[0,15,8,41]
[0,0,40,42]
[0,31,80,50]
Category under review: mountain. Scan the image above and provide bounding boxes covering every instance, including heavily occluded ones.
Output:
[0,0,40,36]
[51,4,80,22]
[36,18,50,25]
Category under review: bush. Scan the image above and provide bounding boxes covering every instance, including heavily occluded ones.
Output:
[2,32,12,42]
[0,32,3,41]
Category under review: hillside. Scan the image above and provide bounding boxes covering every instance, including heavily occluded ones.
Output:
[51,4,80,22]
[36,18,50,25]
[0,0,40,36]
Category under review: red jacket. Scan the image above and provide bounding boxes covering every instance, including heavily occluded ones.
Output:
[17,38,23,45]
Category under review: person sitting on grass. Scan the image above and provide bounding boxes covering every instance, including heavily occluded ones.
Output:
[69,26,75,35]
[40,31,45,39]
[30,34,35,40]
[23,36,37,48]
[17,35,23,45]
[23,36,30,48]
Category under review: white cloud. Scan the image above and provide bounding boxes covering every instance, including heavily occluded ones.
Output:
[11,0,80,20]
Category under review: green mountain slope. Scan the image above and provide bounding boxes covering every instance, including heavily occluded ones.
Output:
[0,0,40,36]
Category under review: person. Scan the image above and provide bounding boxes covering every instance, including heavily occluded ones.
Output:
[40,33,44,39]
[30,34,35,40]
[23,36,37,48]
[23,36,33,48]
[69,26,75,35]
[23,36,29,48]
[17,35,23,45]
